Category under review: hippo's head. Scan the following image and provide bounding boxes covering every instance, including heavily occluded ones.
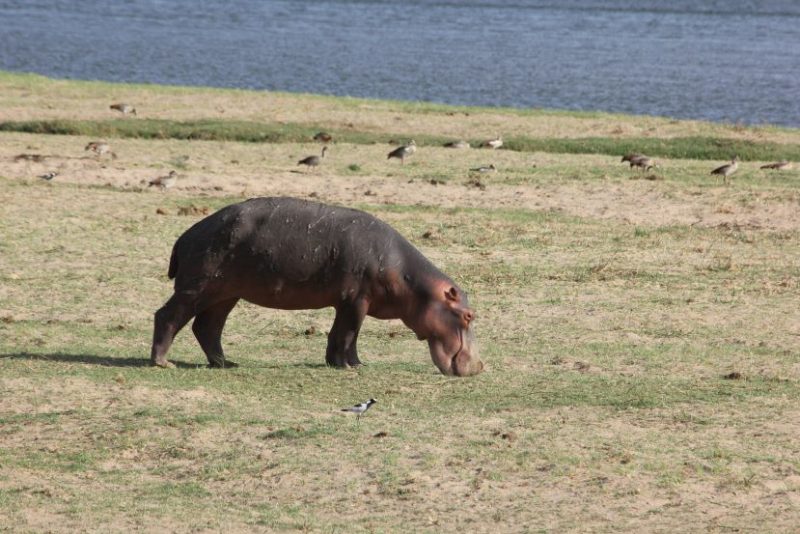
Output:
[409,283,483,377]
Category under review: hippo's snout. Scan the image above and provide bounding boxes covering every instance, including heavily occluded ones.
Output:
[428,327,483,377]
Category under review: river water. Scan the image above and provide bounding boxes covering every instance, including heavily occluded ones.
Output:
[1,0,799,126]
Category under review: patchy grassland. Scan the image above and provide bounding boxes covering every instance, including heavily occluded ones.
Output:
[2,72,800,532]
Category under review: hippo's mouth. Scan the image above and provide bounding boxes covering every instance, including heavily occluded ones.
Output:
[449,328,466,370]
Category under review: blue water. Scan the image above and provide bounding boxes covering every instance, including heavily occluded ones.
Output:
[1,0,799,126]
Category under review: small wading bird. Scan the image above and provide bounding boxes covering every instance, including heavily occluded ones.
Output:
[711,156,739,184]
[470,164,497,173]
[482,135,503,149]
[110,103,136,115]
[387,140,416,164]
[298,146,328,170]
[341,398,376,423]
[148,170,177,190]
[760,160,792,171]
[85,141,115,159]
[38,171,58,181]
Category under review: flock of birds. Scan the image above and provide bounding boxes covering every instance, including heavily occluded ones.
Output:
[622,153,792,183]
[31,102,794,190]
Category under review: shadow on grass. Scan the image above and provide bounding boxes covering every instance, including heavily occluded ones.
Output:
[0,352,331,370]
[0,352,198,368]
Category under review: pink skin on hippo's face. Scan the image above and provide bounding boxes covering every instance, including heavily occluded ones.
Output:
[416,285,483,377]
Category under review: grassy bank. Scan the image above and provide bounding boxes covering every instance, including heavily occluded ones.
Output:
[2,72,800,532]
[2,118,799,161]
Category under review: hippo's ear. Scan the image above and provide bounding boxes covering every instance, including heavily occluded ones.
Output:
[445,286,458,301]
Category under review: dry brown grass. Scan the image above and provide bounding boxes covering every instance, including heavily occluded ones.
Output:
[2,75,800,533]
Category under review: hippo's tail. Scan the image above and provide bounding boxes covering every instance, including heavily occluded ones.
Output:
[167,242,179,280]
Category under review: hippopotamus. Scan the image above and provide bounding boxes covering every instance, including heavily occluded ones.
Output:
[150,197,483,376]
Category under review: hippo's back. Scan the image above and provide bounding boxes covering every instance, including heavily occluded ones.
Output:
[167,197,428,301]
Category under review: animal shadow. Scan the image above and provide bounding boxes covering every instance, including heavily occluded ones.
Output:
[0,352,197,369]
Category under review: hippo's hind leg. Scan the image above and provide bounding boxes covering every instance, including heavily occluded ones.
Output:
[151,293,197,368]
[326,299,368,368]
[192,297,239,368]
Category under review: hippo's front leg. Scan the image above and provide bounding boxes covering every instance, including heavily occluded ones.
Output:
[326,299,368,368]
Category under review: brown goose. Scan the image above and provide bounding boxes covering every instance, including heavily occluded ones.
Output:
[110,103,137,115]
[711,156,739,184]
[760,161,792,170]
[313,132,333,143]
[148,170,178,190]
[85,141,115,158]
[621,153,644,163]
[629,155,655,171]
[387,140,416,164]
[298,146,328,169]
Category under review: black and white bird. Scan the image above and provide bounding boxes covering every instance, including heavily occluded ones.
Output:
[341,398,376,422]
[38,171,58,181]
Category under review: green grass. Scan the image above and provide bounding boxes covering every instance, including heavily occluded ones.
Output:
[2,118,799,160]
[2,72,800,531]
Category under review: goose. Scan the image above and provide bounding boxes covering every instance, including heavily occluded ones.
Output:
[85,141,115,158]
[482,135,503,149]
[313,132,332,143]
[444,140,470,149]
[629,155,655,171]
[470,164,497,173]
[110,103,137,115]
[148,170,178,190]
[298,146,328,169]
[711,156,739,184]
[387,140,416,164]
[621,153,644,163]
[760,161,792,170]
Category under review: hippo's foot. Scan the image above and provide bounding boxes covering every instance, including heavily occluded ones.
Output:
[326,352,362,369]
[152,358,176,369]
[207,358,238,369]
